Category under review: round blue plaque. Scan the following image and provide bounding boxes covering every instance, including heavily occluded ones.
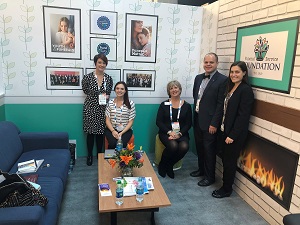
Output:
[97,16,110,30]
[97,43,110,55]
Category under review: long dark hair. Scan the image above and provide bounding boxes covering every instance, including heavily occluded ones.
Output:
[225,61,249,95]
[114,81,131,109]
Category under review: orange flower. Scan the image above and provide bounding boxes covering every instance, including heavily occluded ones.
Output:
[139,158,144,163]
[109,159,116,168]
[120,155,133,165]
[127,143,135,151]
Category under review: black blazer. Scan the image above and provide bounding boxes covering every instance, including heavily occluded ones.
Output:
[156,100,192,139]
[223,82,254,141]
[193,71,227,130]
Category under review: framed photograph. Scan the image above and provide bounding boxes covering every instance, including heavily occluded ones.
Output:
[123,69,155,91]
[46,66,83,90]
[90,10,118,36]
[85,68,121,87]
[125,13,158,63]
[90,37,117,61]
[235,17,299,93]
[43,6,81,60]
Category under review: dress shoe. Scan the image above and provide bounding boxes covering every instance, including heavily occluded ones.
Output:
[197,178,214,187]
[166,166,174,179]
[212,188,232,198]
[158,163,166,178]
[190,170,204,177]
[86,156,93,166]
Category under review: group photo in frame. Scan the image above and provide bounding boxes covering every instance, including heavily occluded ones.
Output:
[123,69,155,91]
[90,37,117,61]
[125,13,158,63]
[90,10,118,36]
[235,17,299,93]
[43,6,82,60]
[46,66,83,90]
[85,68,121,89]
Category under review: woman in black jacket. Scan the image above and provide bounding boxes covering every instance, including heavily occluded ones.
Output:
[212,61,254,198]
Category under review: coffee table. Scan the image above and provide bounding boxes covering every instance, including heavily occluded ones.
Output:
[98,152,171,225]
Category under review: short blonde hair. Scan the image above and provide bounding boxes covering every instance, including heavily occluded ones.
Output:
[167,80,182,97]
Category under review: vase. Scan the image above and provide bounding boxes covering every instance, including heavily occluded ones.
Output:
[121,166,133,177]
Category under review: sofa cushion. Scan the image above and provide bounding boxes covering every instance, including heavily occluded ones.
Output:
[0,121,23,172]
[38,177,64,225]
[9,149,70,187]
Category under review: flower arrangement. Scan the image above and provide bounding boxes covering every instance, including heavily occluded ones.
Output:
[108,143,144,176]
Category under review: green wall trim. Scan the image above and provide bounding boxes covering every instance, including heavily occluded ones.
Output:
[0,104,5,121]
[5,103,195,157]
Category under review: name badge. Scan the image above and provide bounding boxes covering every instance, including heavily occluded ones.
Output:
[195,99,200,112]
[99,93,107,105]
[164,102,170,105]
[171,122,180,134]
[116,124,124,132]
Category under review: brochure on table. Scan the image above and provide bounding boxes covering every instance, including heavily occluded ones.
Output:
[99,183,112,196]
[123,177,154,197]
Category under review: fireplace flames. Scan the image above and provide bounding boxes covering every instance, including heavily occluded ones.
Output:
[237,152,284,200]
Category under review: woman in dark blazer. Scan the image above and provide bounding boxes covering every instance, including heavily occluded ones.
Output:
[212,61,254,198]
[156,80,192,179]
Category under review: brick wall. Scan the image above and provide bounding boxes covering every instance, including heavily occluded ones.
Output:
[211,0,300,224]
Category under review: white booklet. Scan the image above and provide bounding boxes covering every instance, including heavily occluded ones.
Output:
[122,177,154,196]
[17,159,44,174]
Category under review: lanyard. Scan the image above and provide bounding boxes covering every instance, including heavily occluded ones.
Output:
[169,99,182,122]
[114,101,123,125]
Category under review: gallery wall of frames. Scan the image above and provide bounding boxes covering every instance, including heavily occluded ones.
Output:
[0,0,203,101]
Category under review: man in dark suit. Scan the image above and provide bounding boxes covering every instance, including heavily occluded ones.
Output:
[190,53,227,186]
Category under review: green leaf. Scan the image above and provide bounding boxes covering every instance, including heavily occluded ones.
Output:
[5,27,13,34]
[28,16,35,22]
[167,17,173,24]
[23,52,30,57]
[171,58,177,64]
[173,68,179,74]
[28,71,35,77]
[175,29,182,35]
[5,84,13,90]
[175,39,181,44]
[174,18,180,24]
[26,27,32,32]
[171,49,178,55]
[21,15,27,22]
[30,52,37,58]
[2,50,10,57]
[28,6,34,12]
[20,5,27,12]
[26,36,33,42]
[1,39,9,46]
[22,80,28,85]
[7,62,15,69]
[0,3,7,10]
[31,61,37,67]
[8,72,16,79]
[136,5,142,11]
[4,16,12,23]
[29,80,35,86]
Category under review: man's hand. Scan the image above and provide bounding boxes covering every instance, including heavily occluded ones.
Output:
[208,125,217,134]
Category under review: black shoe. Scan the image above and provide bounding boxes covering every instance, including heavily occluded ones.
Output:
[197,178,214,187]
[190,170,204,177]
[212,188,232,198]
[87,156,93,166]
[166,166,174,179]
[158,163,166,178]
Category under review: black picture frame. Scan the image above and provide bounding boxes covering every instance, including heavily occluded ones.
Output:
[123,69,155,91]
[90,37,117,61]
[90,10,118,36]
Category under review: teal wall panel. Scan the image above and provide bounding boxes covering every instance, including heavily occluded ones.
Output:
[0,105,5,121]
[5,103,195,157]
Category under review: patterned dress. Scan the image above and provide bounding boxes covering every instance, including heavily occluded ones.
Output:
[82,72,113,134]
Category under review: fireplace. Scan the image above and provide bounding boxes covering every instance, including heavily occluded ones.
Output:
[237,132,299,210]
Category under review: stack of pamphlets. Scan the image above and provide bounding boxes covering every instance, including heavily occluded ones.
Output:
[98,183,112,196]
[17,159,44,174]
[122,177,154,196]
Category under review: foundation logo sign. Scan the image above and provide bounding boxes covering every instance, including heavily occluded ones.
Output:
[254,36,269,61]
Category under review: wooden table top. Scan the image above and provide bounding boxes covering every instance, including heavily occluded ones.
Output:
[98,152,171,213]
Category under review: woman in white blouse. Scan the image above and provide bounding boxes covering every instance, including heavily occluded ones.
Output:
[105,81,136,149]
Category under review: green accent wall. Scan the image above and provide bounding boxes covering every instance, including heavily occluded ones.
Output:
[0,104,5,121]
[4,104,160,156]
[5,103,195,157]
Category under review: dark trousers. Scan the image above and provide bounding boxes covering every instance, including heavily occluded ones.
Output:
[86,133,103,156]
[221,131,247,191]
[194,114,217,182]
[104,128,133,149]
